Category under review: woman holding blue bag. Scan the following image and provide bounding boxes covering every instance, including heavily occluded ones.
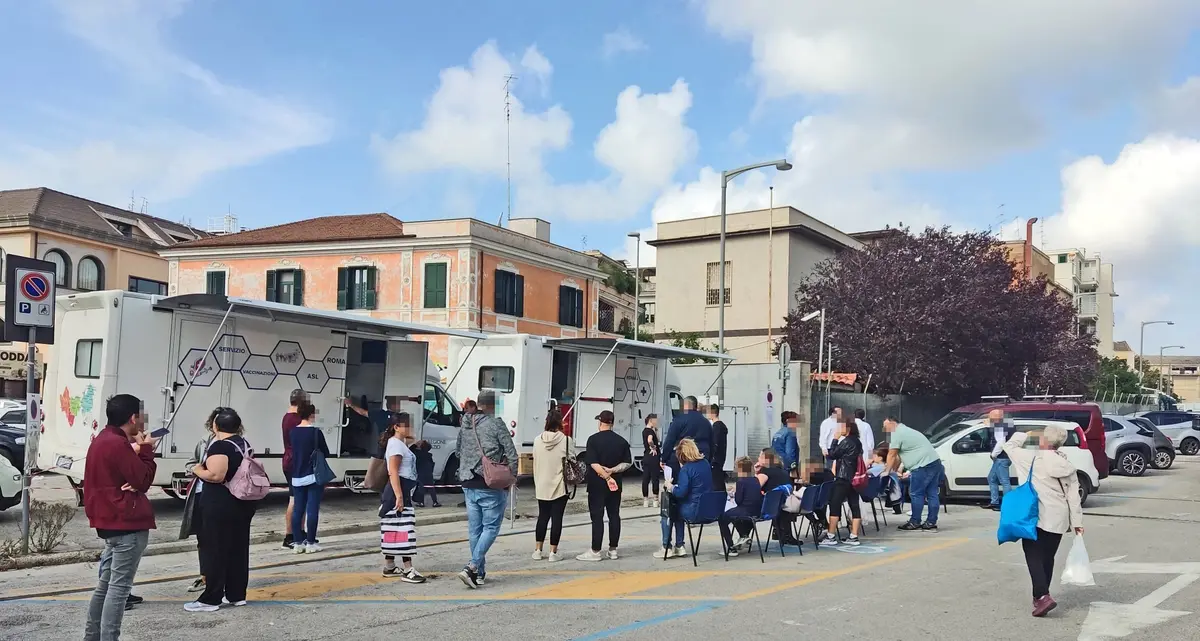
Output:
[999,426,1084,618]
[289,402,332,554]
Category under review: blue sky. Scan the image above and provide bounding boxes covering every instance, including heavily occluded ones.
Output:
[2,1,1199,353]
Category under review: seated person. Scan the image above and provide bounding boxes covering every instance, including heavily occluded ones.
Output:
[869,445,904,509]
[659,438,713,558]
[719,457,764,553]
[754,448,801,546]
[795,458,833,539]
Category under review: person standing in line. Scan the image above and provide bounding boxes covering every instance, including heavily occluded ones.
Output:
[280,389,307,549]
[185,409,259,612]
[577,410,633,562]
[84,395,157,641]
[854,409,875,466]
[379,413,426,583]
[289,403,330,554]
[410,439,440,508]
[771,411,800,472]
[984,409,1015,511]
[532,410,574,562]
[181,409,220,595]
[819,407,842,468]
[708,404,729,490]
[822,418,864,546]
[641,414,662,508]
[882,416,944,532]
[662,396,712,476]
[1002,427,1084,617]
[455,391,518,589]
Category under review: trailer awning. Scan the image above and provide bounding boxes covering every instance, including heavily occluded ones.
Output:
[544,337,733,362]
[152,294,489,340]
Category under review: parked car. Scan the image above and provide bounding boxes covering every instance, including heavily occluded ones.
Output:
[0,405,26,470]
[0,453,20,510]
[924,400,1108,479]
[1131,410,1200,456]
[933,418,1099,506]
[1102,415,1156,477]
[1128,417,1177,469]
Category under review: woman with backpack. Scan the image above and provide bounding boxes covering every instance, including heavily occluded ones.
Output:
[289,402,330,555]
[532,410,575,562]
[822,417,864,547]
[185,408,258,612]
[379,413,426,583]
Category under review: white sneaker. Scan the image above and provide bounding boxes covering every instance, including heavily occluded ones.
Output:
[643,498,651,508]
[532,549,545,560]
[184,601,219,613]
[730,535,747,549]
[293,543,307,555]
[606,549,620,560]
[221,599,248,607]
[652,499,660,509]
[305,542,323,553]
[653,548,672,559]
[844,536,861,547]
[576,550,604,562]
[547,551,563,562]
[672,546,688,558]
[726,548,740,558]
[821,534,840,546]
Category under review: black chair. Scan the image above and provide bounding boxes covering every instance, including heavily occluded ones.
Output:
[804,481,836,548]
[683,491,730,566]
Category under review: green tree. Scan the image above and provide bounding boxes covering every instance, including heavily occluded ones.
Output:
[1088,357,1142,397]
[664,330,703,364]
[601,262,637,296]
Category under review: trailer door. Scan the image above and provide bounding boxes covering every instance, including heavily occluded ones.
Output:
[572,353,616,444]
[385,341,429,421]
[168,318,233,456]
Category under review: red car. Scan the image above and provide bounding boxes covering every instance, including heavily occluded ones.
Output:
[924,401,1108,479]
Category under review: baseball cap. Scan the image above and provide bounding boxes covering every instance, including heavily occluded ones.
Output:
[595,410,615,425]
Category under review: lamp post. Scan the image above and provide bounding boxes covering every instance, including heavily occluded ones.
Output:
[1158,345,1184,395]
[800,309,825,384]
[717,158,792,402]
[1139,320,1174,380]
[627,232,641,341]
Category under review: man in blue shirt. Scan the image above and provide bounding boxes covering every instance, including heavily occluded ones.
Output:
[772,411,800,471]
[661,396,712,475]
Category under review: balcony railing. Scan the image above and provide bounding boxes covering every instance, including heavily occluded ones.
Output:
[1077,294,1098,318]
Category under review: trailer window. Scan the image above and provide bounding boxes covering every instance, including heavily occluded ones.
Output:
[479,366,515,393]
[75,340,103,378]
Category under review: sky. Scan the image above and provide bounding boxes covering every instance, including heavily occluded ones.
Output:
[1,0,1199,354]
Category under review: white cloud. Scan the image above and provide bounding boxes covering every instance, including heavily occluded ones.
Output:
[371,41,572,182]
[0,0,332,204]
[520,45,554,98]
[1149,76,1200,136]
[601,27,648,59]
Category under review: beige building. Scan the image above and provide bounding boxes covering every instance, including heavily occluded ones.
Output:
[1113,341,1136,369]
[649,206,861,363]
[1045,248,1118,357]
[0,187,206,397]
[1144,354,1200,404]
[1000,242,1072,300]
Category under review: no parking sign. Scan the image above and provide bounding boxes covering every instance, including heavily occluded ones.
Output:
[3,255,57,344]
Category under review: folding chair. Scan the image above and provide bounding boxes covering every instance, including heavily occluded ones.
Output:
[804,481,835,547]
[683,491,730,567]
[858,476,884,532]
[761,485,804,559]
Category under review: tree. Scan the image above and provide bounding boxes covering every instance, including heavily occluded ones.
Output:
[662,330,722,364]
[601,262,637,296]
[617,317,636,341]
[782,226,1098,400]
[1088,357,1142,397]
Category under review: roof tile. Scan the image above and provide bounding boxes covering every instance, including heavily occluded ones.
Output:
[172,213,409,249]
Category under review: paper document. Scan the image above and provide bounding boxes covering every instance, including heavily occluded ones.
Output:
[663,467,674,484]
[725,497,737,512]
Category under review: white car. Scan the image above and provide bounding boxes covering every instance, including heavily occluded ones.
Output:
[0,453,21,511]
[1130,411,1200,456]
[932,418,1100,506]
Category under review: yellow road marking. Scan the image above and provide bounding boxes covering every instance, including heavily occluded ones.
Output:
[494,571,713,600]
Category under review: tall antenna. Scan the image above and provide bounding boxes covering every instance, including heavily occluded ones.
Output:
[581,235,588,250]
[503,74,518,227]
[129,191,136,211]
[1040,219,1045,247]
[140,197,148,214]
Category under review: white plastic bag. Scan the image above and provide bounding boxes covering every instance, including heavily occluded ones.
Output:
[1060,535,1096,587]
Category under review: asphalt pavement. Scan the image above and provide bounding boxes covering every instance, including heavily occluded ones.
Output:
[2,459,1199,640]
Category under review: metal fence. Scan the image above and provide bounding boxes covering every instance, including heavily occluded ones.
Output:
[808,386,958,454]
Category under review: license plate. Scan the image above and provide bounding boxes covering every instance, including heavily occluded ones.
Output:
[56,455,74,470]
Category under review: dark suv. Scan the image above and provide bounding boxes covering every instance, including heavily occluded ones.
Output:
[924,401,1108,479]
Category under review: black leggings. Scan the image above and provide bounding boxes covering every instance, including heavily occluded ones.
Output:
[535,495,569,546]
[829,479,861,520]
[642,456,660,497]
[197,499,254,606]
[588,488,622,551]
[1022,528,1064,598]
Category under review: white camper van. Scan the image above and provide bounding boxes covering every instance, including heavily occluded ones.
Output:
[444,334,730,461]
[38,291,483,499]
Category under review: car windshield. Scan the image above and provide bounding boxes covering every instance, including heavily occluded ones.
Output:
[923,412,981,444]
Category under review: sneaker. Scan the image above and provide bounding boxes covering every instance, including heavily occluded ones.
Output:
[990,504,1001,512]
[382,566,404,577]
[898,521,922,531]
[672,546,689,558]
[458,566,480,589]
[282,534,295,549]
[187,578,206,593]
[124,600,134,611]
[730,535,747,549]
[643,497,651,508]
[184,601,219,613]
[532,549,545,560]
[576,550,604,562]
[654,547,672,559]
[606,549,620,560]
[725,548,740,558]
[293,542,307,555]
[821,534,840,546]
[981,503,998,510]
[305,542,323,553]
[1032,595,1057,617]
[126,595,144,605]
[652,499,660,509]
[221,599,247,607]
[432,502,443,508]
[844,536,861,546]
[892,505,903,515]
[400,568,427,584]
[477,574,486,586]
[548,551,563,562]
[921,523,939,533]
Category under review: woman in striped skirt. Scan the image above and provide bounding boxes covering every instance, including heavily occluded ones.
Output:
[379,413,426,583]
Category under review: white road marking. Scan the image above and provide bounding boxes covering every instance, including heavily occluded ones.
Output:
[1077,572,1199,641]
[1091,556,1200,575]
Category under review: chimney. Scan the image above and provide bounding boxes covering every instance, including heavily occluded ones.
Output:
[507,217,551,242]
[1024,217,1039,281]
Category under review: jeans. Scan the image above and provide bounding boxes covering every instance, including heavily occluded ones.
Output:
[1021,528,1064,598]
[85,530,149,641]
[291,483,324,544]
[535,495,568,547]
[988,457,1012,506]
[908,460,943,526]
[464,487,506,575]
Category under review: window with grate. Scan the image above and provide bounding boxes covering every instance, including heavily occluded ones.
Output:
[598,300,615,333]
[705,261,731,306]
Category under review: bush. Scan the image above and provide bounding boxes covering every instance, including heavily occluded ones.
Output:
[28,500,75,554]
[0,538,19,559]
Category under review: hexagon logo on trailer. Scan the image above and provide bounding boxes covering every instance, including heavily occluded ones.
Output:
[635,379,652,405]
[178,348,219,387]
[322,346,347,379]
[613,377,629,402]
[623,368,640,392]
[297,359,330,394]
[240,355,278,391]
[270,341,305,376]
[213,334,251,371]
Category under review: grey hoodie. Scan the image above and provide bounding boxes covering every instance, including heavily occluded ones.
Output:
[455,413,519,484]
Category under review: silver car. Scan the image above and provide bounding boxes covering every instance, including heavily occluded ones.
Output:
[1132,411,1200,456]
[1103,415,1157,477]
[1129,417,1176,470]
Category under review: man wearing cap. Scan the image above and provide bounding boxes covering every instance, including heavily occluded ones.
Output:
[577,410,632,562]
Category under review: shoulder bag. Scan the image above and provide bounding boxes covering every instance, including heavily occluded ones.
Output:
[473,420,515,489]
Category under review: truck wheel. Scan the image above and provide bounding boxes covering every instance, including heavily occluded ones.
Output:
[1077,472,1091,507]
[1117,450,1147,477]
[1153,448,1175,470]
[1181,438,1200,456]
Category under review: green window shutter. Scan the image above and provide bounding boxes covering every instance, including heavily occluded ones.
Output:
[515,274,525,317]
[205,272,215,295]
[493,270,504,313]
[293,269,304,306]
[336,268,348,310]
[265,270,278,302]
[364,267,378,310]
[424,263,447,309]
[558,285,569,325]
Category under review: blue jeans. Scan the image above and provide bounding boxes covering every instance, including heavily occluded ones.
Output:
[464,487,506,575]
[86,530,149,641]
[988,457,1012,506]
[661,515,684,548]
[292,483,324,544]
[908,460,943,526]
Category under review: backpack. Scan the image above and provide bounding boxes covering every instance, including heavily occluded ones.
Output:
[226,439,271,501]
[851,457,869,492]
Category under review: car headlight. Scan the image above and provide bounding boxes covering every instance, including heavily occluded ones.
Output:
[15,437,25,444]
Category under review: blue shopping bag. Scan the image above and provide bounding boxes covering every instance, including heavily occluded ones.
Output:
[997,459,1039,544]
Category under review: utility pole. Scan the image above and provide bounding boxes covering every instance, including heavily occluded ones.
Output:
[503,74,518,227]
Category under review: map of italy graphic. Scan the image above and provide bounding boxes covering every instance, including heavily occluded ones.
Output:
[59,384,97,433]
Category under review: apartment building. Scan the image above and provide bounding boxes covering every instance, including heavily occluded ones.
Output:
[161,215,610,366]
[1045,248,1118,357]
[0,187,207,397]
[583,250,638,339]
[649,206,861,363]
[1145,354,1200,404]
[635,266,656,340]
[1000,241,1072,300]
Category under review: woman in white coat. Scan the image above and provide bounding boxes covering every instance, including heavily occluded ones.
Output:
[1002,425,1085,617]
[532,410,575,561]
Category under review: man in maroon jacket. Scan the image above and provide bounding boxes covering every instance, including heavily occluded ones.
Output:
[84,394,157,641]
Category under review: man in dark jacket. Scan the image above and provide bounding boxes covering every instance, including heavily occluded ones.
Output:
[84,394,157,641]
[707,404,728,489]
[661,396,712,474]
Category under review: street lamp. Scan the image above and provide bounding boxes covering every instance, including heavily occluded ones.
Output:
[800,309,825,383]
[1158,345,1184,394]
[1139,320,1174,380]
[717,159,792,401]
[627,232,641,342]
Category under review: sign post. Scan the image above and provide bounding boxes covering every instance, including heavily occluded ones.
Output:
[5,256,56,556]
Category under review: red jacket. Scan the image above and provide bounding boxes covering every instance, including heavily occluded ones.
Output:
[84,426,157,531]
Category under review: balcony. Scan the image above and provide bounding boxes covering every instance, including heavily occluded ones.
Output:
[1077,293,1098,318]
[1080,262,1098,285]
